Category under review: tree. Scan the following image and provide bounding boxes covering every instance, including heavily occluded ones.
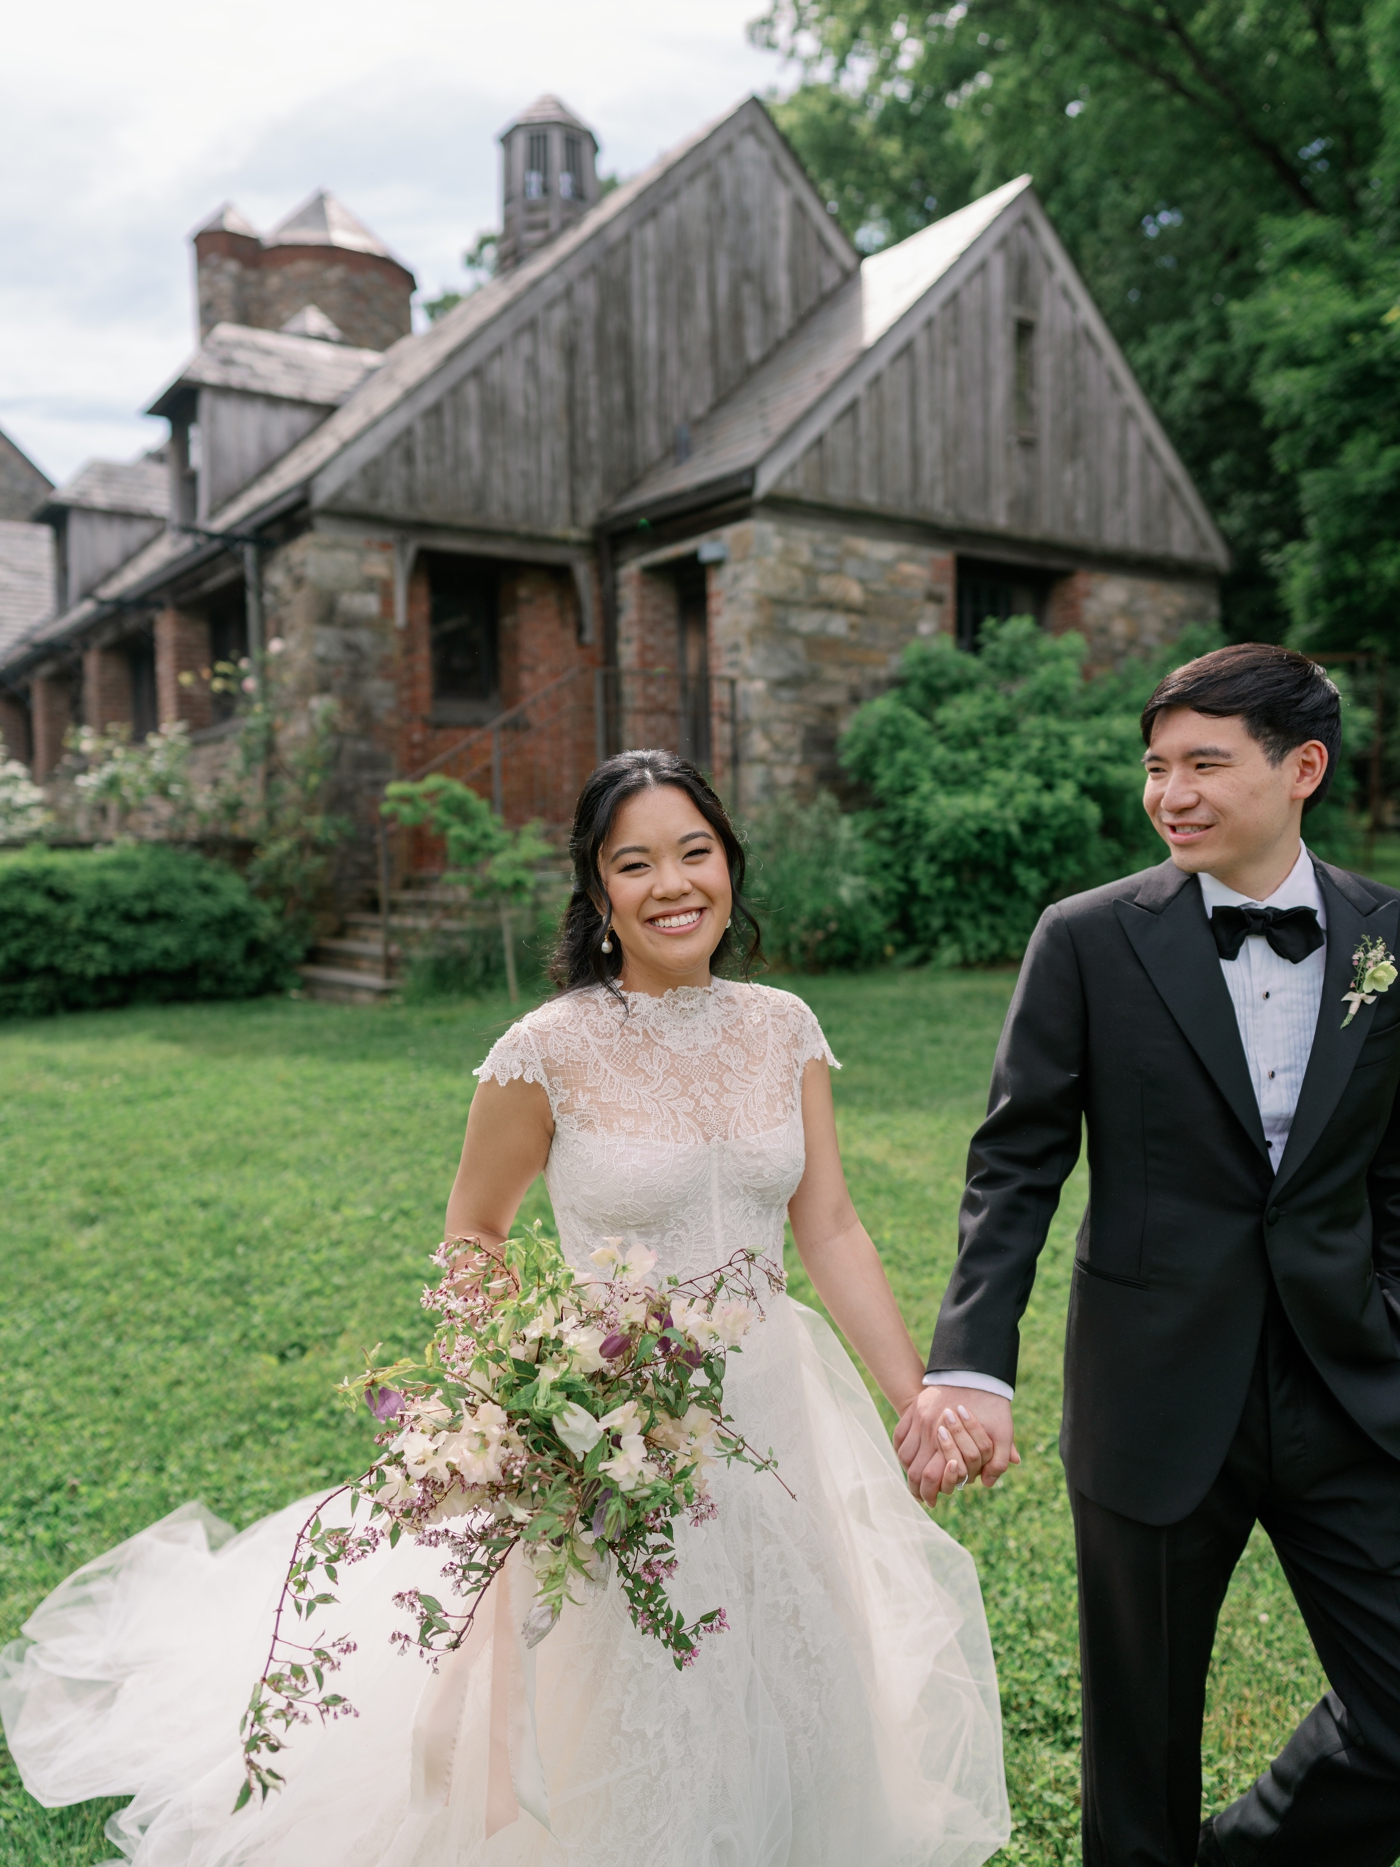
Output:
[379,777,551,1000]
[752,0,1396,642]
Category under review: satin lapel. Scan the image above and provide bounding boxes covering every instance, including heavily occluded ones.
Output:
[1273,867,1398,1193]
[1114,867,1270,1161]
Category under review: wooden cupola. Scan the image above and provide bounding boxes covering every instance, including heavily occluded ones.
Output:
[497,95,600,273]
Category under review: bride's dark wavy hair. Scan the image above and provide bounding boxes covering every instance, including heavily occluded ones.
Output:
[549,749,762,997]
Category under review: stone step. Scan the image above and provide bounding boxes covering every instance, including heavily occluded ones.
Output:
[296,964,397,1005]
[314,936,404,975]
[344,911,490,938]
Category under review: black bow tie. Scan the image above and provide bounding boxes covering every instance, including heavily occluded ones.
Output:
[1210,903,1325,964]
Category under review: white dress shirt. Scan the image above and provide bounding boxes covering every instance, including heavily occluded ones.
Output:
[926,843,1326,1402]
[1197,843,1325,1171]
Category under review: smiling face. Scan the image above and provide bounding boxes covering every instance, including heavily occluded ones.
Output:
[1142,706,1329,897]
[597,783,734,995]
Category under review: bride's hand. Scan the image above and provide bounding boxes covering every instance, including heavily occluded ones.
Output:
[895,1386,1019,1506]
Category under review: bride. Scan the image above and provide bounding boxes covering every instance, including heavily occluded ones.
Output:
[1,750,1009,1867]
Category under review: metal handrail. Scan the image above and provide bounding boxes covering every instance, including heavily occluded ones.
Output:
[406,665,592,784]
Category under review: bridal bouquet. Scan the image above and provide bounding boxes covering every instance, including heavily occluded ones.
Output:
[238,1225,786,1808]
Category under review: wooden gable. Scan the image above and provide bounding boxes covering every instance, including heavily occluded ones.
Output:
[763,186,1228,573]
[315,99,856,539]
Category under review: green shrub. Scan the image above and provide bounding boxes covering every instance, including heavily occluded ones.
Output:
[840,617,1221,965]
[399,899,563,1003]
[0,844,298,1018]
[742,791,892,971]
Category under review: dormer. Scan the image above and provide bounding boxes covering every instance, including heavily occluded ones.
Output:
[147,320,383,523]
[497,95,600,273]
[37,456,167,610]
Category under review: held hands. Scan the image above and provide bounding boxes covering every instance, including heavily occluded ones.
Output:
[894,1385,1020,1506]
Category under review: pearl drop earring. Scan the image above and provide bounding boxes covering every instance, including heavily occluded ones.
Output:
[726,917,732,928]
[601,928,614,954]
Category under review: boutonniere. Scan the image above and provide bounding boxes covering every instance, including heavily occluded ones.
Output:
[1342,937,1398,1027]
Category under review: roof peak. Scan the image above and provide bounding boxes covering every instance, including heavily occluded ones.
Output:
[267,190,401,262]
[194,201,259,240]
[281,303,346,342]
[499,93,597,142]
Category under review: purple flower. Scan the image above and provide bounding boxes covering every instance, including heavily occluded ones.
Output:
[599,1332,629,1360]
[591,1490,617,1537]
[367,1386,405,1422]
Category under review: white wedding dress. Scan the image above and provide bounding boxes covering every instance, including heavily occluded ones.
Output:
[1,979,1009,1867]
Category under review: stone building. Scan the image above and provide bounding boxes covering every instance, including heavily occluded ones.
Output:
[0,92,1226,926]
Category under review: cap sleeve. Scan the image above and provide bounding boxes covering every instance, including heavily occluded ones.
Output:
[793,998,840,1072]
[474,1021,550,1099]
[762,986,839,1072]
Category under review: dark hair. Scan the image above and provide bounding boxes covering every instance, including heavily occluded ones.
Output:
[1140,642,1342,814]
[549,749,762,996]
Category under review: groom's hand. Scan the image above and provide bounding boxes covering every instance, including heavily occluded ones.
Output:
[894,1386,1019,1506]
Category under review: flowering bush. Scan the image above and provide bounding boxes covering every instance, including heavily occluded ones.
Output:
[70,721,194,838]
[238,1225,786,1809]
[0,744,47,841]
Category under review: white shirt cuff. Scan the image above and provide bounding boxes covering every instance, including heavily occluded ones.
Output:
[923,1370,1015,1401]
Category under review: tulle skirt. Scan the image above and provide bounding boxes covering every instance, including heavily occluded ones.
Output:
[0,1301,1009,1867]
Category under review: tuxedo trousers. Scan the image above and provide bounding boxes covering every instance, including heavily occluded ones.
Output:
[1072,1289,1400,1867]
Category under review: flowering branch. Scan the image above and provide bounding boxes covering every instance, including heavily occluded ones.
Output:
[235,1225,788,1812]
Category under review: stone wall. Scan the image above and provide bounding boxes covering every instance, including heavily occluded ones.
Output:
[1046,567,1219,673]
[257,529,397,903]
[693,514,954,808]
[651,511,1220,810]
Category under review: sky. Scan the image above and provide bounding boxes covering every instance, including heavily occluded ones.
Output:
[0,0,790,487]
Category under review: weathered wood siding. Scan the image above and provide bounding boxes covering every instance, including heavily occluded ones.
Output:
[199,389,328,518]
[773,212,1220,566]
[63,510,165,605]
[329,111,853,533]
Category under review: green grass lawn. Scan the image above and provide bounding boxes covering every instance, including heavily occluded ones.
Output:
[0,974,1325,1864]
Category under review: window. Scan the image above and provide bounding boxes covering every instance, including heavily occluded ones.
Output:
[205,581,249,721]
[525,132,549,199]
[126,631,157,741]
[673,558,711,770]
[561,135,582,200]
[956,557,1051,653]
[428,553,500,724]
[1014,319,1036,435]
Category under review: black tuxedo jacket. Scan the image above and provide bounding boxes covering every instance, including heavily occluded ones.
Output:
[929,855,1400,1525]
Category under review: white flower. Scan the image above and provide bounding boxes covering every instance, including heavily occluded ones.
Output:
[553,1401,605,1459]
[617,1292,650,1327]
[521,1599,559,1648]
[599,1434,658,1493]
[559,1321,609,1373]
[711,1300,753,1348]
[647,1403,717,1455]
[588,1239,658,1284]
[597,1399,643,1439]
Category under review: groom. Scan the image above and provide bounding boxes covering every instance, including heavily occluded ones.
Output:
[896,642,1400,1866]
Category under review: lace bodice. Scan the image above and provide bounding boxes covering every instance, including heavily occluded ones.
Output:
[476,979,838,1282]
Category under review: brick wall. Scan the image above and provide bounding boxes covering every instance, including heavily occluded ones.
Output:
[155,609,213,731]
[399,557,598,841]
[82,644,133,732]
[193,227,413,352]
[1046,568,1218,673]
[30,672,73,778]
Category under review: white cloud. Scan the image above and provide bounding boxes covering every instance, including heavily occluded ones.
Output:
[0,0,788,483]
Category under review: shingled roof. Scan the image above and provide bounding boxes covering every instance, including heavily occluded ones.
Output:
[147,323,384,419]
[39,456,167,519]
[0,522,56,657]
[268,190,407,266]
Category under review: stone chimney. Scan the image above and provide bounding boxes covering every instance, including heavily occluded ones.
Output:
[190,193,416,351]
[497,96,600,273]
